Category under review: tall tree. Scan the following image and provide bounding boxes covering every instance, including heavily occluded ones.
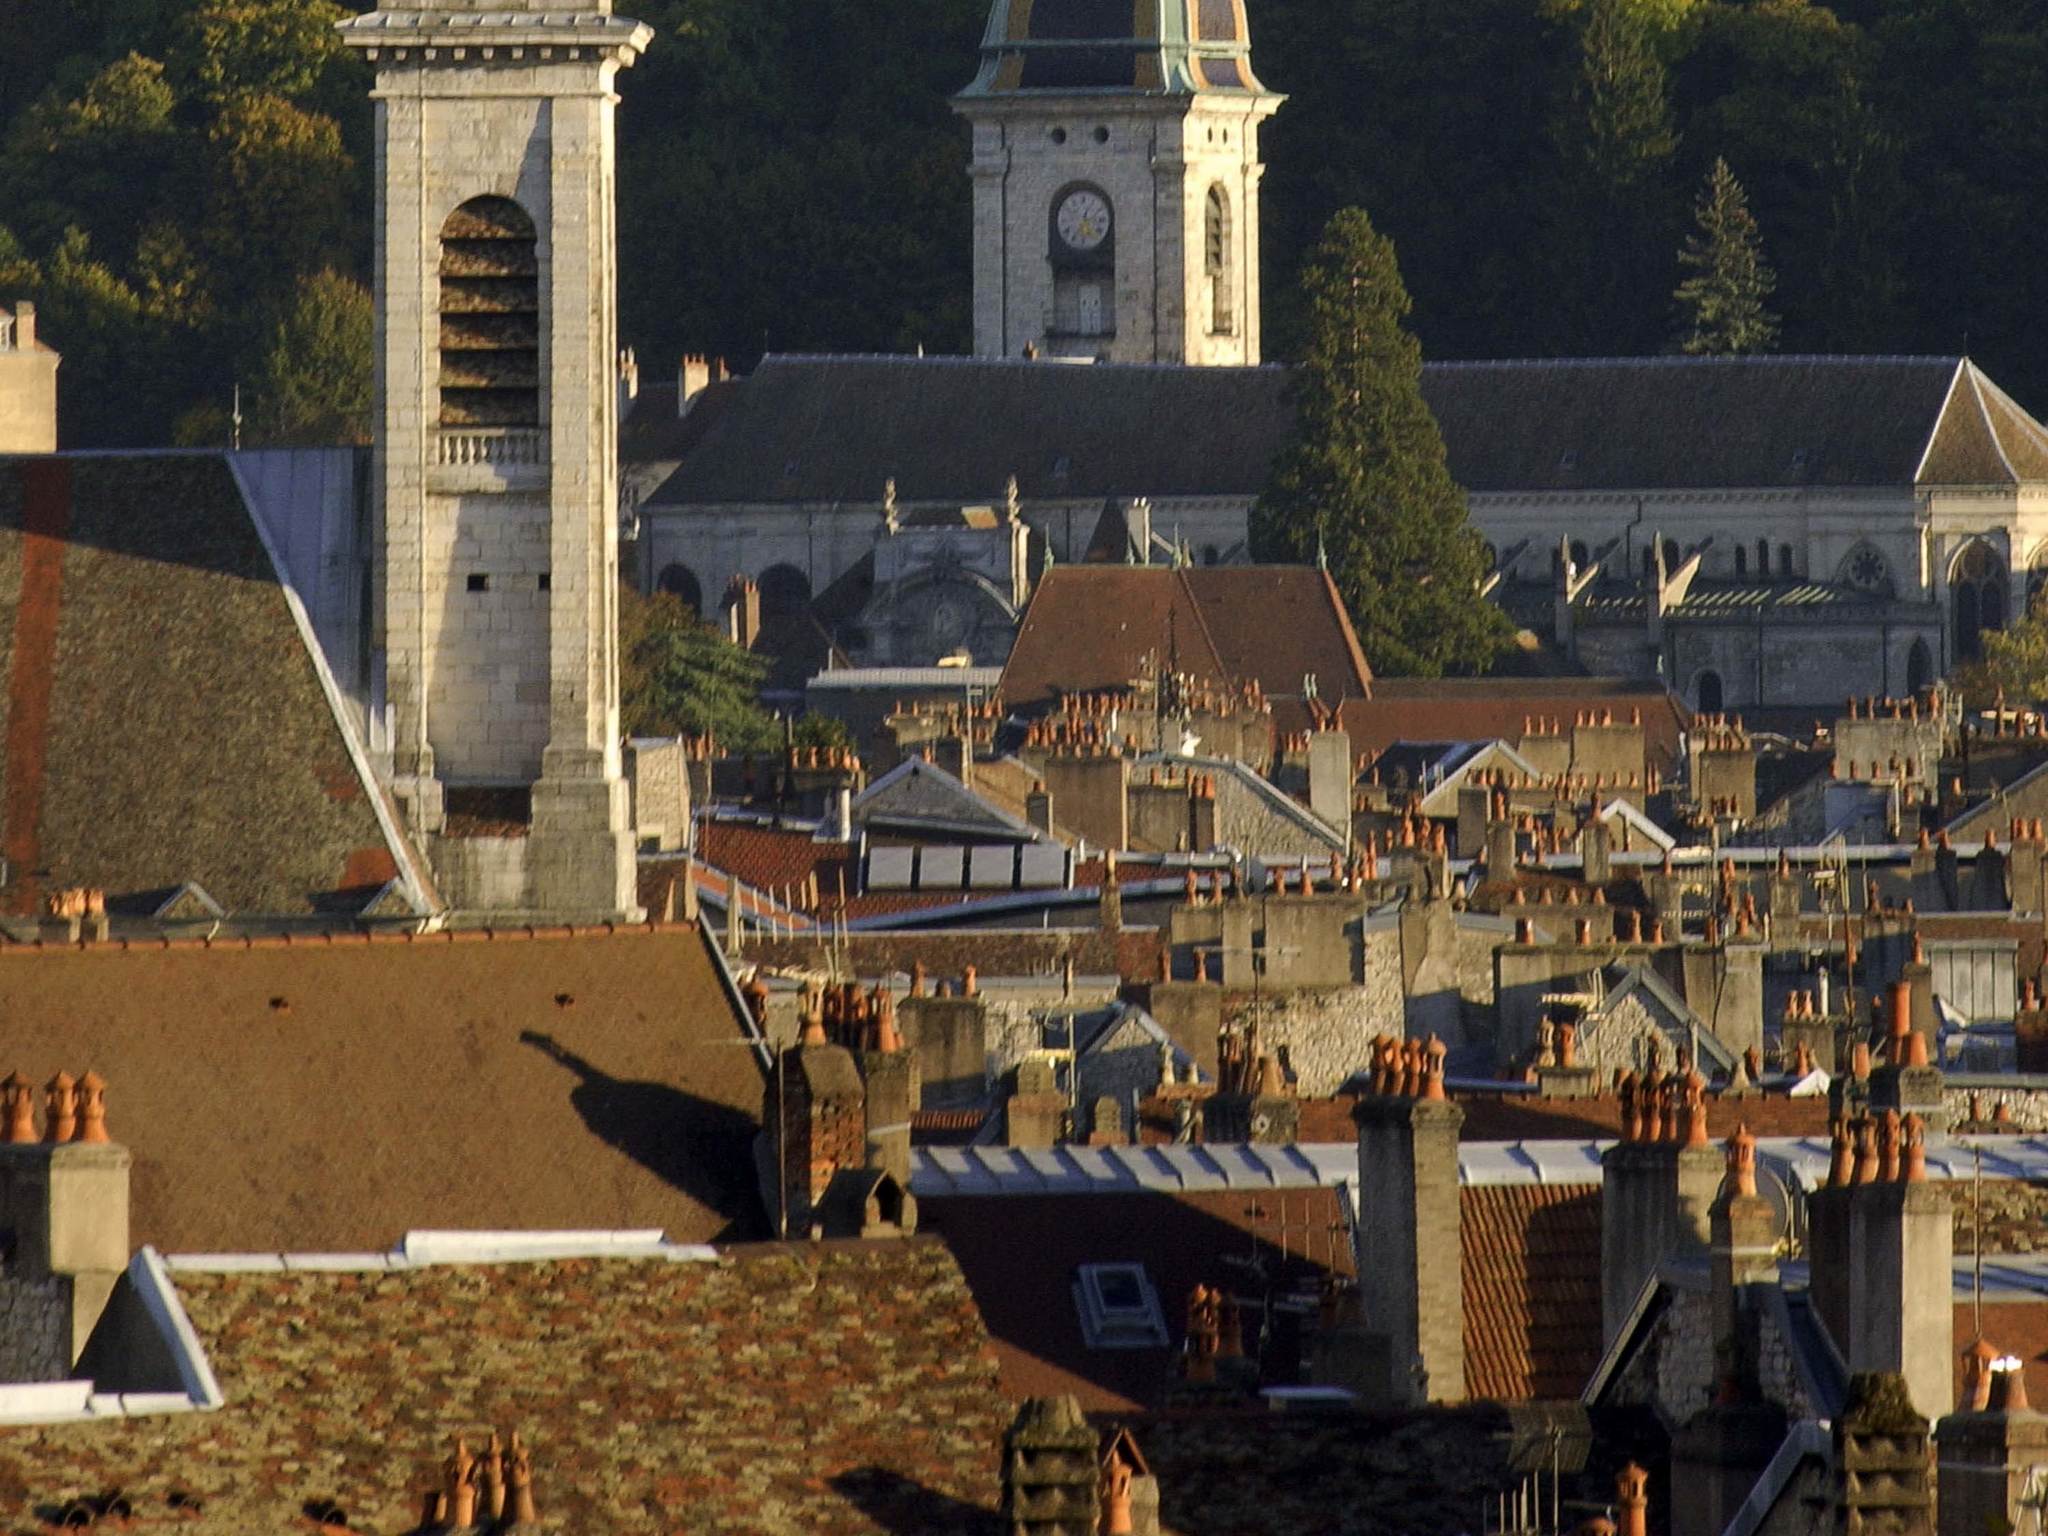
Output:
[246,268,371,445]
[1250,209,1510,678]
[1542,0,1680,351]
[1672,157,1780,355]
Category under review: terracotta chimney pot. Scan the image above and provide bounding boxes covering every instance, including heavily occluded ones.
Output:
[0,1072,33,1143]
[74,1071,107,1143]
[1616,1464,1649,1536]
[1728,1124,1757,1198]
[43,1072,75,1144]
[506,1433,536,1526]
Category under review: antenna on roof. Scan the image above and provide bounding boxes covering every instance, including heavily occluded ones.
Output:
[231,383,242,452]
[1315,525,1328,572]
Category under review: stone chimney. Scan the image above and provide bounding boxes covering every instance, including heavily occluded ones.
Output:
[1936,1350,2048,1536]
[1599,1072,1722,1346]
[1669,1127,1787,1536]
[1833,1372,1934,1534]
[1026,779,1055,837]
[1005,1057,1066,1148]
[11,302,34,351]
[1582,817,1613,888]
[858,990,918,1186]
[1044,749,1130,855]
[1306,728,1352,834]
[679,354,724,412]
[1352,1041,1464,1405]
[1814,1110,1953,1420]
[0,1071,130,1375]
[1002,1396,1097,1535]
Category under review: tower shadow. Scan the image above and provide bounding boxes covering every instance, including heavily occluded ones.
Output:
[519,1029,764,1240]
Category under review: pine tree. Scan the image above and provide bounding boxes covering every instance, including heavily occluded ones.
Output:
[1673,158,1780,356]
[1250,208,1511,678]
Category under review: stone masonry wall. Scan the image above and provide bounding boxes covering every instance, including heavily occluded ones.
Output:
[0,1273,71,1383]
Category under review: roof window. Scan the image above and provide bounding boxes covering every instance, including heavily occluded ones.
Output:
[1073,1262,1169,1350]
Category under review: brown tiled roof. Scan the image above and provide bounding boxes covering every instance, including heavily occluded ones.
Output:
[998,565,1371,716]
[923,1189,1354,1414]
[0,1241,1011,1533]
[1354,679,1691,774]
[1453,1092,1831,1144]
[1461,1183,1603,1401]
[0,922,767,1249]
[0,455,419,915]
[742,928,1164,983]
[697,817,856,899]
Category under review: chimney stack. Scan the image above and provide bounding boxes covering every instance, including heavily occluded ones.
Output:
[1001,1397,1098,1535]
[1352,1071,1464,1405]
[1599,1078,1722,1346]
[0,1070,131,1372]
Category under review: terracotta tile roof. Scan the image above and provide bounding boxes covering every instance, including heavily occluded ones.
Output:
[1461,1183,1604,1401]
[697,817,855,900]
[0,455,419,915]
[0,922,767,1249]
[1355,679,1691,773]
[742,928,1163,983]
[998,565,1371,716]
[0,1240,1011,1533]
[923,1188,1353,1414]
[1453,1092,1831,1143]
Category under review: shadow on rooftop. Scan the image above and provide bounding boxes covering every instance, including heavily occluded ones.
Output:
[518,1029,765,1242]
[827,1466,1000,1535]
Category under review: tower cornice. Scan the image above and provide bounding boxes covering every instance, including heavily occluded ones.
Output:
[337,9,652,67]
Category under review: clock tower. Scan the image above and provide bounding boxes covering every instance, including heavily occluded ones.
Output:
[956,0,1282,366]
[339,0,651,918]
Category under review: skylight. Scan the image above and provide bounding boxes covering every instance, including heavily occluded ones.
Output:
[1073,1262,1170,1350]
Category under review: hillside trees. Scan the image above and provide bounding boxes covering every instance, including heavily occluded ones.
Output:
[1250,210,1511,678]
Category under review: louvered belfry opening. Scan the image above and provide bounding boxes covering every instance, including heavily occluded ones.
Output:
[439,196,540,429]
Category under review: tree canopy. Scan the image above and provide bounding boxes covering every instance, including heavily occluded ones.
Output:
[1672,157,1780,355]
[7,0,2048,445]
[1249,209,1511,678]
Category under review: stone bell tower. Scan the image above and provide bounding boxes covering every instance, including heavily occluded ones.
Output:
[955,0,1282,366]
[340,0,649,918]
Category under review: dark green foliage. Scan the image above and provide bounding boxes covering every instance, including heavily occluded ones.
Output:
[618,584,848,751]
[9,0,2048,444]
[1250,210,1511,678]
[1673,157,1780,355]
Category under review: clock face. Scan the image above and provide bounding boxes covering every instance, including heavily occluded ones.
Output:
[1056,189,1112,253]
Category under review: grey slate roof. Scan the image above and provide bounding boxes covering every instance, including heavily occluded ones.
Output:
[853,757,1043,840]
[645,354,2048,511]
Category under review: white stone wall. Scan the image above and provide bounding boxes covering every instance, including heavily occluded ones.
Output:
[960,92,1275,366]
[355,16,645,915]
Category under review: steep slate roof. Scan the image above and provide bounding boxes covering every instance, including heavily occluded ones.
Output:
[855,757,1043,841]
[1428,356,2048,491]
[0,1241,1011,1534]
[998,565,1371,714]
[0,455,421,916]
[1461,1184,1604,1402]
[648,355,1297,508]
[646,355,2048,514]
[0,923,767,1249]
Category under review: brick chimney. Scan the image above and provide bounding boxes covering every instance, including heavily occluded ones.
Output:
[1599,1073,1722,1346]
[1005,1057,1066,1148]
[0,1071,131,1375]
[858,989,918,1186]
[774,1000,867,1237]
[1352,1050,1464,1405]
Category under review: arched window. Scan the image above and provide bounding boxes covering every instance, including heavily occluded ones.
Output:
[1641,549,1655,577]
[1952,540,2008,663]
[1907,638,1933,695]
[438,197,539,429]
[1662,539,1680,570]
[1205,184,1234,336]
[1778,544,1795,577]
[1696,670,1724,714]
[1570,540,1589,568]
[657,563,703,615]
[1734,545,1747,578]
[1756,538,1769,573]
[758,563,813,618]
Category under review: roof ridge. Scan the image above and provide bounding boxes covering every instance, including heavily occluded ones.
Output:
[759,351,1284,376]
[0,919,698,956]
[1422,353,1963,372]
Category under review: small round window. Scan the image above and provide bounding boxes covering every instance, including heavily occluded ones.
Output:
[1092,126,1110,144]
[1050,127,1068,145]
